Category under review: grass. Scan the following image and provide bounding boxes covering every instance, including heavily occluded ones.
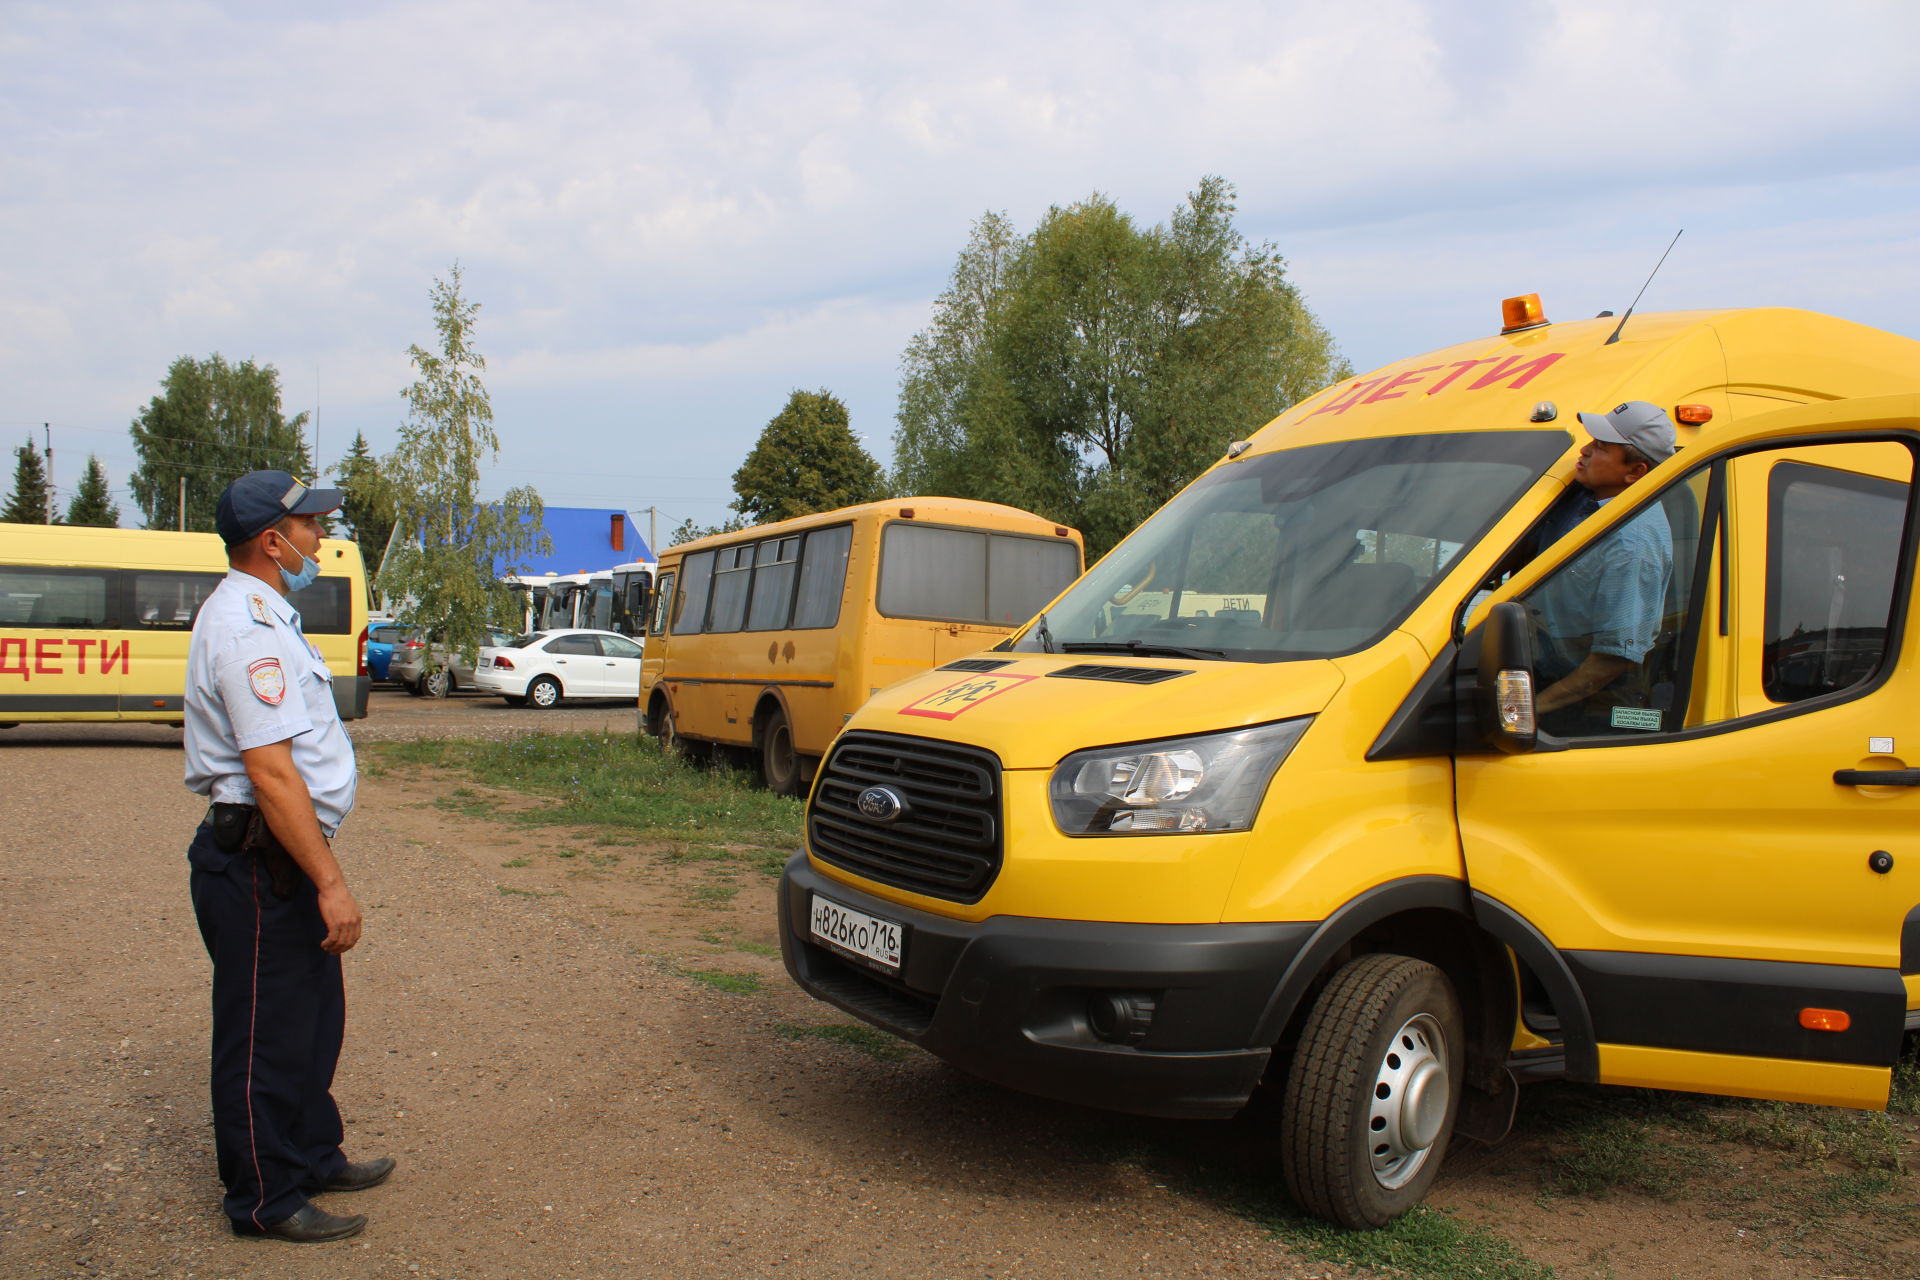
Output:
[774,1021,911,1062]
[678,967,762,995]
[1187,1164,1556,1280]
[698,929,779,959]
[363,732,802,873]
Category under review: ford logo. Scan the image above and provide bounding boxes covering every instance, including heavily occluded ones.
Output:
[856,785,908,823]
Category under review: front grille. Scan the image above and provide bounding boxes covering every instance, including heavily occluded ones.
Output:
[808,731,1003,902]
[1048,663,1191,685]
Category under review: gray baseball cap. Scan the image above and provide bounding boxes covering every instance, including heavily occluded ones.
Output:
[1577,400,1676,464]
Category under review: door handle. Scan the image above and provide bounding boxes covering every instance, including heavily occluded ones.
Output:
[1833,769,1920,787]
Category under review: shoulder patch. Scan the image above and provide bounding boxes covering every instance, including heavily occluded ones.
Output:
[247,657,287,705]
[247,594,274,626]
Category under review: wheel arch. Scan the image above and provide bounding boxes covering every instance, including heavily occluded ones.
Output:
[1469,890,1599,1083]
[1253,876,1521,1100]
[750,686,795,749]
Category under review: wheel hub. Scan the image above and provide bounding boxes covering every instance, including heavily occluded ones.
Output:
[1366,1012,1449,1189]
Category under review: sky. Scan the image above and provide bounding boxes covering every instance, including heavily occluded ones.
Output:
[3,0,1916,544]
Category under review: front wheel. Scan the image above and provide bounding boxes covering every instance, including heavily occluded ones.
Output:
[527,676,562,709]
[1280,953,1463,1229]
[424,667,452,698]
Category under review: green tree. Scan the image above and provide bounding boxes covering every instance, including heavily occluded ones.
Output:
[64,454,120,527]
[731,389,885,524]
[2,436,53,523]
[127,354,315,532]
[376,265,549,672]
[666,514,748,548]
[894,176,1352,557]
[332,431,396,565]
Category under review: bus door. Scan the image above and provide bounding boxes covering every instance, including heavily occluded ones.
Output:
[1457,409,1918,1107]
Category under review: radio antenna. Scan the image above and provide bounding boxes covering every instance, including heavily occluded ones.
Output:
[1605,229,1683,345]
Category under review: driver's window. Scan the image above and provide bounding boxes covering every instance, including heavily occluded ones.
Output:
[1520,469,1708,740]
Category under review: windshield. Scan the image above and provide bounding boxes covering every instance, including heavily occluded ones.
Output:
[1005,430,1568,661]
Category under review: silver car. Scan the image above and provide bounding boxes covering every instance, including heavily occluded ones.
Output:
[390,628,517,697]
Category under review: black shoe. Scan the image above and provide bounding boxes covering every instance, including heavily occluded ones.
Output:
[320,1156,396,1193]
[232,1203,367,1242]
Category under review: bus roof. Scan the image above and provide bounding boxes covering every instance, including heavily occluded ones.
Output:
[660,496,1078,558]
[1246,305,1920,459]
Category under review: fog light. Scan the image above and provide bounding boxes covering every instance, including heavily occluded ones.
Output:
[1087,992,1157,1044]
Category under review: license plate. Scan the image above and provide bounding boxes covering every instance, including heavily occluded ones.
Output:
[809,893,903,972]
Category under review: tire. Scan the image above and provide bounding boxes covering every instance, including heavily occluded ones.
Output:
[527,676,562,709]
[654,701,710,763]
[760,707,801,797]
[1280,953,1464,1229]
[424,668,452,699]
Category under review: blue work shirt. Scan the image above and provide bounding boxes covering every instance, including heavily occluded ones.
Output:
[184,569,357,834]
[1529,497,1673,679]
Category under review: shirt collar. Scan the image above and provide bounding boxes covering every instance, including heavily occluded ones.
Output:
[225,568,300,626]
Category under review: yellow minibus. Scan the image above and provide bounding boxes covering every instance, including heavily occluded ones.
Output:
[0,525,371,726]
[641,498,1083,795]
[778,301,1920,1227]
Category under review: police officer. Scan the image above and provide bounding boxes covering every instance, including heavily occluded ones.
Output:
[184,470,392,1242]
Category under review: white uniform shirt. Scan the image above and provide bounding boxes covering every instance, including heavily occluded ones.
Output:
[184,569,358,833]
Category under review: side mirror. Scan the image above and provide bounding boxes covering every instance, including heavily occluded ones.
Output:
[1477,601,1537,754]
[631,582,651,631]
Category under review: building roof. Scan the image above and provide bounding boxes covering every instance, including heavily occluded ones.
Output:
[492,507,652,577]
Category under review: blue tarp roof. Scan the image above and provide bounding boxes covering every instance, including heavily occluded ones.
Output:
[492,507,652,577]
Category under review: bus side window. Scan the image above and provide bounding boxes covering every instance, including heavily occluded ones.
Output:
[676,551,715,635]
[0,566,114,627]
[648,572,675,637]
[792,525,852,630]
[128,570,223,630]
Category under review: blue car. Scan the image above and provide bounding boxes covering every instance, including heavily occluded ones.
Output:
[367,624,416,682]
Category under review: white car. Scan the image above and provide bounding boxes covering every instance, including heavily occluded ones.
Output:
[472,628,645,709]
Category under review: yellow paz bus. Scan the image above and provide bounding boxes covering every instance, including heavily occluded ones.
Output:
[0,524,372,727]
[640,497,1084,795]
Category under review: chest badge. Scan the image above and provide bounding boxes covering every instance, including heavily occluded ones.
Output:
[247,657,287,705]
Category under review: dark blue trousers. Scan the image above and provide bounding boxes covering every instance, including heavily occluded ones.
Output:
[188,822,347,1229]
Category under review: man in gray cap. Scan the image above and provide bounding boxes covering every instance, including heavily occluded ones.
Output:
[183,470,392,1241]
[1529,401,1678,728]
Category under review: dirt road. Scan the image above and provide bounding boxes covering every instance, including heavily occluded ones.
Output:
[8,691,1914,1280]
[0,700,1349,1280]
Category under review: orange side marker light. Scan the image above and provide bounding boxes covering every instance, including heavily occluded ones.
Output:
[1675,403,1713,425]
[1799,1008,1851,1032]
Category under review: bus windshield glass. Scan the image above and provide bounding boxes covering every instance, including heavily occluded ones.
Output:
[1004,430,1569,662]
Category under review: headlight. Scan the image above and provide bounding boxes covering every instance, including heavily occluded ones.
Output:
[1048,718,1312,836]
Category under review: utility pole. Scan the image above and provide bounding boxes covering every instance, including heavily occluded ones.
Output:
[42,423,53,523]
[638,505,658,559]
[179,475,187,532]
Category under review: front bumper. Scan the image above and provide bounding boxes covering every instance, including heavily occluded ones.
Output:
[779,853,1313,1119]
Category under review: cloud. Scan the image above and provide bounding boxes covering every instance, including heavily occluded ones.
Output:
[1,0,1915,528]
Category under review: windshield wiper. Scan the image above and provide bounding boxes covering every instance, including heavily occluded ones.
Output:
[1035,612,1056,654]
[1061,639,1228,660]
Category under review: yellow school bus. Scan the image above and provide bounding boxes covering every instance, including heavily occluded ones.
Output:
[640,498,1083,794]
[0,525,371,725]
[777,302,1920,1227]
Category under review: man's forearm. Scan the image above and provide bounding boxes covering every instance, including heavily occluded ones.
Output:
[1536,653,1632,714]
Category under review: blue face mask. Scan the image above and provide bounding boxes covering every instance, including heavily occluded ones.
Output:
[270,533,322,594]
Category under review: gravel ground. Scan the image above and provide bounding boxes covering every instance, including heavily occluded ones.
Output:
[0,690,1354,1280]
